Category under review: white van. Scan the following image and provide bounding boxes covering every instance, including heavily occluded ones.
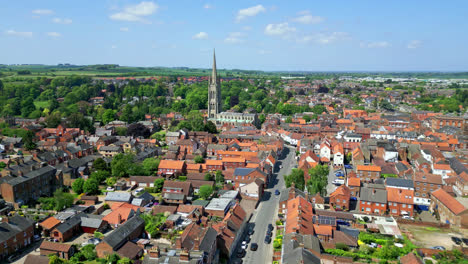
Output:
[332,179,344,185]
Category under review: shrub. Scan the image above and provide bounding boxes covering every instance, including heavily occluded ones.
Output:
[424,260,433,264]
[178,176,187,181]
[336,242,349,251]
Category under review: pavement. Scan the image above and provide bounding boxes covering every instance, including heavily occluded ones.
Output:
[232,146,296,264]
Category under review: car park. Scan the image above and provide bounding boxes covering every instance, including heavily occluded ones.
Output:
[250,243,258,251]
[451,236,462,245]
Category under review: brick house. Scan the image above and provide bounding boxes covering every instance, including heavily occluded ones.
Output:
[130,176,161,188]
[454,171,468,196]
[175,223,218,264]
[430,188,468,228]
[359,187,387,215]
[176,139,199,155]
[233,167,268,188]
[207,144,228,156]
[0,216,35,261]
[40,241,75,260]
[158,160,186,177]
[51,213,84,242]
[221,157,246,169]
[0,166,60,208]
[205,160,223,171]
[387,188,414,217]
[96,215,145,259]
[347,177,361,198]
[413,172,442,209]
[356,165,381,183]
[162,181,193,204]
[329,185,351,211]
[213,204,247,258]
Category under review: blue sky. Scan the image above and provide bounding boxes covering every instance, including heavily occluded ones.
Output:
[1,0,467,71]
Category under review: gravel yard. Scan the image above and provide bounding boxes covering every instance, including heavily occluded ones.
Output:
[400,224,465,250]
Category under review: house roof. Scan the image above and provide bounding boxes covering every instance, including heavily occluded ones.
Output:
[40,241,72,252]
[333,230,358,247]
[205,160,223,166]
[330,185,351,198]
[163,181,192,195]
[222,157,246,163]
[347,177,361,187]
[233,167,255,176]
[158,160,185,170]
[39,216,61,230]
[117,241,143,259]
[387,188,414,204]
[386,178,414,189]
[359,187,387,203]
[105,192,132,202]
[431,188,467,215]
[356,165,381,172]
[400,252,424,264]
[54,213,85,234]
[313,224,332,236]
[103,215,145,250]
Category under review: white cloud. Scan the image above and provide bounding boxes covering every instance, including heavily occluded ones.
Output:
[52,18,73,24]
[407,40,422,49]
[361,41,391,48]
[110,1,158,23]
[120,27,129,32]
[111,45,117,49]
[46,32,61,37]
[5,30,33,37]
[264,22,296,37]
[258,49,271,55]
[293,11,324,24]
[193,32,208,40]
[204,4,213,9]
[225,32,246,44]
[300,32,350,45]
[236,5,266,22]
[32,9,54,15]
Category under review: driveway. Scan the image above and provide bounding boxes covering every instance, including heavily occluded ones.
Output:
[232,146,296,264]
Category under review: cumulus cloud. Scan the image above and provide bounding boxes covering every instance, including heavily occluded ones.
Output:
[293,11,324,24]
[110,1,158,23]
[204,4,213,9]
[236,5,266,22]
[300,32,350,45]
[361,41,391,48]
[52,18,73,24]
[32,9,54,15]
[193,32,208,40]
[225,32,246,43]
[46,32,61,37]
[264,22,296,37]
[5,29,33,37]
[407,40,422,49]
[120,27,129,32]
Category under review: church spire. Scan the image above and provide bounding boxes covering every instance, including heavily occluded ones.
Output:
[211,49,217,83]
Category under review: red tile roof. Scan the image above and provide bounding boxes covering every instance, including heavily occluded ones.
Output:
[159,160,185,170]
[431,188,467,215]
[39,216,61,230]
[357,165,381,172]
[347,177,361,187]
[387,188,414,204]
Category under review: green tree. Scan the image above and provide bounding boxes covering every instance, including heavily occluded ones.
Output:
[285,116,293,123]
[81,244,97,260]
[215,170,224,184]
[23,130,36,150]
[93,158,108,171]
[194,155,205,164]
[204,121,217,134]
[153,178,165,193]
[284,169,305,191]
[72,178,85,194]
[142,157,160,176]
[90,170,111,183]
[49,255,66,264]
[199,185,214,199]
[84,178,99,194]
[204,173,213,181]
[53,188,75,211]
[306,165,329,196]
[102,109,116,124]
[106,177,117,186]
[111,153,134,177]
[303,115,311,123]
[115,127,128,136]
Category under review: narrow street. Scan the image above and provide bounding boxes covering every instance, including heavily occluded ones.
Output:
[233,146,296,264]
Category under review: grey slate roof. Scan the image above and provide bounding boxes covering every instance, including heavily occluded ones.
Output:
[105,192,132,202]
[283,239,321,264]
[386,178,414,189]
[279,187,305,203]
[233,168,255,176]
[3,166,56,187]
[81,215,104,229]
[103,215,144,250]
[55,213,85,233]
[359,187,387,203]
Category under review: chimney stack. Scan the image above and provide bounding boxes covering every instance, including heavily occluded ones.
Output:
[148,246,160,258]
[180,250,190,261]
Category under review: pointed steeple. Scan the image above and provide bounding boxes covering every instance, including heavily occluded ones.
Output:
[211,49,217,83]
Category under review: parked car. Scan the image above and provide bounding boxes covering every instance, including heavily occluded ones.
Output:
[332,179,344,185]
[275,189,280,195]
[241,241,248,249]
[244,236,251,243]
[430,246,446,250]
[264,235,271,244]
[402,215,414,220]
[236,248,245,258]
[268,223,274,231]
[250,243,258,251]
[266,229,272,236]
[33,234,41,242]
[247,225,255,235]
[462,238,468,246]
[451,237,462,245]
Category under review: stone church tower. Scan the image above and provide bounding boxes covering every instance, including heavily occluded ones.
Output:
[208,49,222,119]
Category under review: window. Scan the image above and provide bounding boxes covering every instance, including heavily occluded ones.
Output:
[408,205,412,209]
[367,202,371,205]
[381,203,385,207]
[392,209,397,213]
[366,208,370,212]
[402,204,406,208]
[337,199,340,202]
